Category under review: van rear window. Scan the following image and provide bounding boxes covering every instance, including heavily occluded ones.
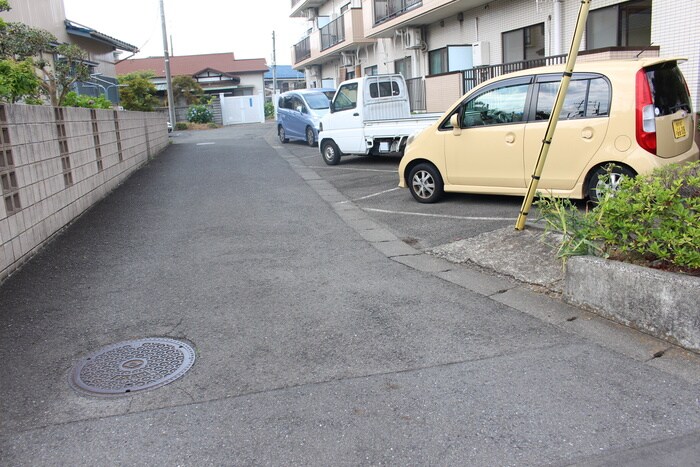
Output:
[645,64,692,116]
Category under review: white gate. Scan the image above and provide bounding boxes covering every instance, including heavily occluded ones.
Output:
[220,92,265,125]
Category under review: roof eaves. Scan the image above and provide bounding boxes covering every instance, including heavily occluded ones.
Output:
[65,20,139,53]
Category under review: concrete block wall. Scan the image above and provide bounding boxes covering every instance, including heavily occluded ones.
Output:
[0,104,168,282]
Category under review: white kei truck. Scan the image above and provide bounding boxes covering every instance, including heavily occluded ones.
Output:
[318,74,441,165]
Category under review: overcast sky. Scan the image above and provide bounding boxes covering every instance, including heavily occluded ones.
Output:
[63,0,308,65]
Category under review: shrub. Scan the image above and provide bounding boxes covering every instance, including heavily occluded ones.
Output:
[264,101,275,119]
[187,104,212,124]
[175,122,188,131]
[62,91,112,109]
[536,160,700,271]
[207,122,218,129]
[590,161,700,269]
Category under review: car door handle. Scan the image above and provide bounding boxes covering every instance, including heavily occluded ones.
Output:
[505,133,515,144]
[353,113,359,116]
[582,128,593,139]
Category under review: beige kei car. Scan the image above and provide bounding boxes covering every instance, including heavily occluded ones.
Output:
[398,58,699,203]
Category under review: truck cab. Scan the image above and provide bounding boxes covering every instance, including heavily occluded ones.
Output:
[319,74,439,165]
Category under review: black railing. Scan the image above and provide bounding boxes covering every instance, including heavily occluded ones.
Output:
[294,36,311,64]
[406,77,425,112]
[374,0,422,25]
[320,16,345,51]
[462,54,567,92]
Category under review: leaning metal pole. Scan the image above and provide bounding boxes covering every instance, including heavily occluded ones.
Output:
[515,0,592,230]
[160,0,176,128]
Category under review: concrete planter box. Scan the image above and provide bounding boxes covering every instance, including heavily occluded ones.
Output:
[565,256,700,352]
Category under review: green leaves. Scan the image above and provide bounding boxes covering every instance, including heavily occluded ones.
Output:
[117,72,159,111]
[536,161,700,271]
[0,58,40,103]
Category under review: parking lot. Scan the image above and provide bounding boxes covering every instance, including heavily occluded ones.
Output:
[277,138,528,250]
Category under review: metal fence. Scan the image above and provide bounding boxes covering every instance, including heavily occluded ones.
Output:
[406,77,426,112]
[462,54,567,92]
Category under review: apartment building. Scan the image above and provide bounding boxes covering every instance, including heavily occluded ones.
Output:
[290,0,699,112]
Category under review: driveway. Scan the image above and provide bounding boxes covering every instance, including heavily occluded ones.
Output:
[1,122,699,466]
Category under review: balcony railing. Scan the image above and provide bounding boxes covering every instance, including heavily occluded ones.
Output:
[320,16,345,51]
[374,0,422,25]
[462,54,567,92]
[294,36,311,64]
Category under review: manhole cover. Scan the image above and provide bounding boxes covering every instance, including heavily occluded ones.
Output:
[69,338,195,397]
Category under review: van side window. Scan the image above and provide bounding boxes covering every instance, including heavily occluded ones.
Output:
[462,83,529,127]
[369,81,400,98]
[333,83,358,112]
[535,77,610,120]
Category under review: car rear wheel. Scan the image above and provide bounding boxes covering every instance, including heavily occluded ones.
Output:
[278,126,288,143]
[321,140,341,165]
[587,164,636,203]
[408,163,444,203]
[305,127,316,147]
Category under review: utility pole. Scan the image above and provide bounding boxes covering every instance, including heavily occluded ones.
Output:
[160,0,176,127]
[272,31,277,95]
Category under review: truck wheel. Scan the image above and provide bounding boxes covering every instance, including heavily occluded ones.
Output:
[408,163,444,203]
[278,126,288,143]
[305,127,316,147]
[321,140,341,165]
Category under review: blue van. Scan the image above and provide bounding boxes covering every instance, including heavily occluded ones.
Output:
[277,88,335,146]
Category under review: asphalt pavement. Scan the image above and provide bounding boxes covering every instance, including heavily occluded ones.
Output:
[1,122,699,466]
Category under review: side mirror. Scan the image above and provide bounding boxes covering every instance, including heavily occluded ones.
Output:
[296,105,303,113]
[450,114,462,136]
[329,102,335,113]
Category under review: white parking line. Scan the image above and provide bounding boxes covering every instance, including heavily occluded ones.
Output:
[339,187,401,204]
[363,207,517,221]
[306,165,397,174]
[196,142,216,146]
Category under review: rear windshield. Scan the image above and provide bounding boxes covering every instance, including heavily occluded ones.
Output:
[304,92,331,110]
[645,63,692,116]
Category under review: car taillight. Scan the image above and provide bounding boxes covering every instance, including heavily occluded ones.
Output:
[635,69,656,155]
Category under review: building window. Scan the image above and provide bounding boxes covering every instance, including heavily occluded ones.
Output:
[429,45,473,75]
[586,0,651,49]
[365,65,378,76]
[502,23,545,63]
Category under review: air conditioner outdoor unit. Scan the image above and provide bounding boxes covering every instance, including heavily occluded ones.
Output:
[341,52,355,67]
[404,27,422,49]
[472,41,490,66]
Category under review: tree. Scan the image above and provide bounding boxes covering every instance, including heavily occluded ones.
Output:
[118,71,159,111]
[172,75,204,105]
[0,58,41,103]
[0,4,91,106]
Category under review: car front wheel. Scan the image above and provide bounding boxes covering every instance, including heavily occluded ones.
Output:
[306,127,316,147]
[586,164,636,203]
[408,163,444,203]
[278,126,288,143]
[321,140,341,165]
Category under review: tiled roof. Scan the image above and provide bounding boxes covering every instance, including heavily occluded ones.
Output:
[264,65,305,80]
[116,52,268,77]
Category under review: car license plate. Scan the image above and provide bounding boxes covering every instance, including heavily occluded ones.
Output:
[672,119,687,139]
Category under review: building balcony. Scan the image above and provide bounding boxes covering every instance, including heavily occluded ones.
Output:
[290,0,326,18]
[292,7,375,68]
[365,0,490,38]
